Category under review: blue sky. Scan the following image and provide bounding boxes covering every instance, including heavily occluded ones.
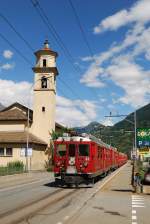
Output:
[0,0,150,127]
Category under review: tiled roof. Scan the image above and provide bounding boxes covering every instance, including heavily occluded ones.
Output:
[0,102,65,129]
[0,108,27,121]
[0,131,47,145]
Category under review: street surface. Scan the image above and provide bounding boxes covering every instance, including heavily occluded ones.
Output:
[0,163,149,224]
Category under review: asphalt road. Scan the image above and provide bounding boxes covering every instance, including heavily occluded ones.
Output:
[0,163,149,224]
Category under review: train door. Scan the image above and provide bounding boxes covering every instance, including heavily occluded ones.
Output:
[98,146,103,171]
[102,148,106,172]
[66,143,77,174]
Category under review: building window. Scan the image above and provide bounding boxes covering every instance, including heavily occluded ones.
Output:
[6,148,13,157]
[43,59,47,67]
[42,106,45,112]
[0,148,4,156]
[41,77,47,89]
[0,148,13,157]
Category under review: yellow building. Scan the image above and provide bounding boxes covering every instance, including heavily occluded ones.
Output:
[0,41,64,170]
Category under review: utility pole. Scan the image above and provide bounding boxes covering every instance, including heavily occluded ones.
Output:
[134,111,137,157]
[105,110,137,186]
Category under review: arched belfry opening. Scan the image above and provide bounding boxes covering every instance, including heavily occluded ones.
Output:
[43,59,46,67]
[41,76,47,89]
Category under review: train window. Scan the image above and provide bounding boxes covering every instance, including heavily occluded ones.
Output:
[98,147,102,158]
[78,144,89,156]
[68,144,76,157]
[57,144,66,156]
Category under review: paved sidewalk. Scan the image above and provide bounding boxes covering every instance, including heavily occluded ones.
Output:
[70,162,132,224]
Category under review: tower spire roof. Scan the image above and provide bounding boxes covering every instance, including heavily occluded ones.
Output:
[34,40,58,57]
[44,39,50,50]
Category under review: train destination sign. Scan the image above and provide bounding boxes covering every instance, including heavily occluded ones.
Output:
[137,128,150,147]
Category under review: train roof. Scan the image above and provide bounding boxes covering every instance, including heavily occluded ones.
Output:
[55,133,117,151]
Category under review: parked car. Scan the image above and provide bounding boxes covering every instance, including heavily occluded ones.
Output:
[143,168,150,185]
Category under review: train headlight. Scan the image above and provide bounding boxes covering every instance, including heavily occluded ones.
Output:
[56,161,61,167]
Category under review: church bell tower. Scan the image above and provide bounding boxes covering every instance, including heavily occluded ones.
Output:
[32,40,58,145]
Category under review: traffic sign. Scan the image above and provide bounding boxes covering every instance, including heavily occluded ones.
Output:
[137,128,150,147]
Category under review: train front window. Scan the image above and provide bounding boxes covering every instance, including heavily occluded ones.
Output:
[78,144,89,156]
[57,144,66,156]
[68,144,76,157]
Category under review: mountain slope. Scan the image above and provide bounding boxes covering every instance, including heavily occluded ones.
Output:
[75,103,150,156]
[75,121,104,134]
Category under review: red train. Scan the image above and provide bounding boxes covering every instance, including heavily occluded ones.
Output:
[54,133,127,186]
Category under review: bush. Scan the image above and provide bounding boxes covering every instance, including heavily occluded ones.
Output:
[0,161,25,176]
[7,161,24,172]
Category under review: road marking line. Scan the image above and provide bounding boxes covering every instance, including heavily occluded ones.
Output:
[132,195,143,198]
[132,222,137,224]
[132,202,144,205]
[132,197,143,200]
[132,197,144,199]
[57,222,63,224]
[132,215,137,220]
[132,201,144,203]
[132,210,136,214]
[132,205,145,208]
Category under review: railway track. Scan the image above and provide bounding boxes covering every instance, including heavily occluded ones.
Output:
[0,187,81,224]
[0,164,127,224]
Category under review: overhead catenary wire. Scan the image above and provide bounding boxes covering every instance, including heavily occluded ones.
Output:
[0,13,34,52]
[30,0,98,99]
[0,17,68,100]
[0,5,97,116]
[68,0,118,121]
[0,31,71,102]
[0,21,87,106]
[30,0,82,76]
[0,12,83,101]
[68,0,102,97]
[68,0,94,58]
[0,33,32,66]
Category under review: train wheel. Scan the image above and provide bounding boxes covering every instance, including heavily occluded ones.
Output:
[75,183,79,188]
[88,178,94,187]
[66,183,72,188]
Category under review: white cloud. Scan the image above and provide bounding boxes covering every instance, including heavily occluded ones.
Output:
[80,1,150,109]
[102,117,113,126]
[94,9,129,34]
[107,57,150,107]
[80,23,146,88]
[100,98,107,103]
[0,79,98,127]
[3,50,13,59]
[81,56,94,62]
[80,64,105,88]
[94,0,150,34]
[0,79,32,107]
[1,63,15,70]
[56,95,97,127]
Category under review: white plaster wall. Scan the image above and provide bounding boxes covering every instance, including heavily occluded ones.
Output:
[36,55,56,67]
[0,124,25,132]
[31,90,56,145]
